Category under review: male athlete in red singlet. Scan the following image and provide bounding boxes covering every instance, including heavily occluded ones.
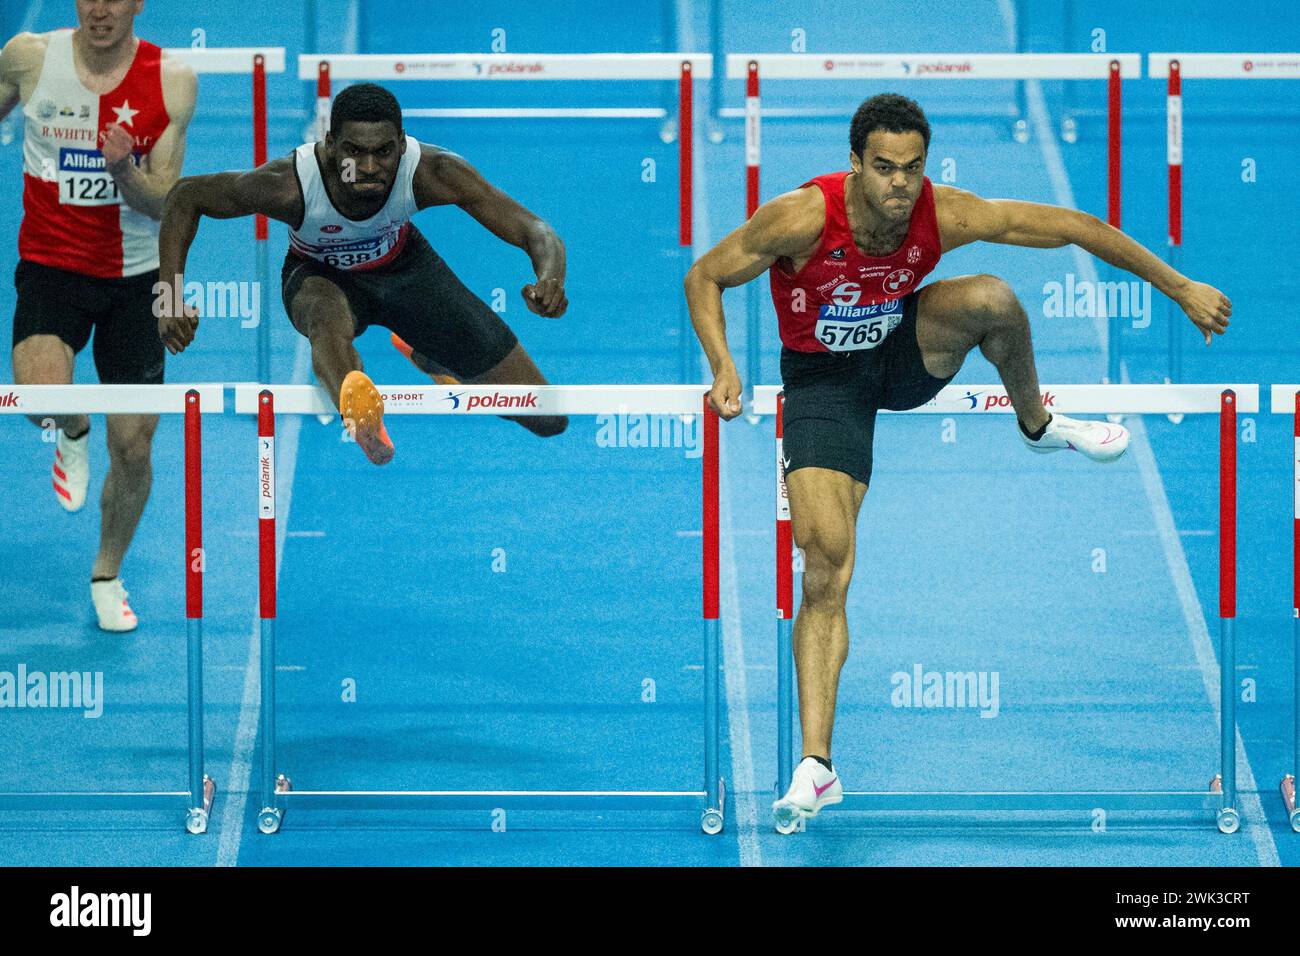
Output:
[0,2,197,631]
[685,94,1233,828]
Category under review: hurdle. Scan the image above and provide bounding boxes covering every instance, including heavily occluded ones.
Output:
[0,384,223,832]
[162,47,286,386]
[1272,384,1300,833]
[301,53,711,384]
[1150,54,1300,386]
[235,383,726,834]
[729,53,1140,398]
[755,382,1257,833]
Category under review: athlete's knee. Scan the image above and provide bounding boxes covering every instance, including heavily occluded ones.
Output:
[106,419,157,473]
[799,535,853,608]
[107,433,153,474]
[967,275,1024,323]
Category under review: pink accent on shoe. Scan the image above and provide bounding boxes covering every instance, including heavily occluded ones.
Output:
[53,481,71,501]
[1100,429,1121,445]
[813,777,838,798]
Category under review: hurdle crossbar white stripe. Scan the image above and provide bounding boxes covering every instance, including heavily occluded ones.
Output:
[1271,385,1300,413]
[752,384,1258,416]
[0,384,225,415]
[164,47,286,73]
[235,384,708,416]
[725,53,1141,80]
[1150,53,1300,79]
[298,53,713,81]
[403,107,668,119]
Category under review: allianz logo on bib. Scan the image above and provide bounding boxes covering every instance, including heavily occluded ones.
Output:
[819,299,901,321]
[60,148,107,171]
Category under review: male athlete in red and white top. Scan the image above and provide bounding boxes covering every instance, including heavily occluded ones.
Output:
[0,1,197,631]
[685,94,1233,828]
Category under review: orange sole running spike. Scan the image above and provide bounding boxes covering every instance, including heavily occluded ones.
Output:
[339,370,394,465]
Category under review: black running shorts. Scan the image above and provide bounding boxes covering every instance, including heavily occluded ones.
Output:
[779,289,953,487]
[12,259,165,385]
[280,225,518,380]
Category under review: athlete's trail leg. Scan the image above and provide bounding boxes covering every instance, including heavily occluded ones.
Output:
[469,342,568,438]
[914,274,1050,432]
[786,466,868,760]
[92,413,158,580]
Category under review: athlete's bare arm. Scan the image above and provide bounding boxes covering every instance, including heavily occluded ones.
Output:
[934,184,1231,344]
[0,32,42,121]
[156,157,304,353]
[412,144,567,317]
[685,185,825,419]
[101,56,197,220]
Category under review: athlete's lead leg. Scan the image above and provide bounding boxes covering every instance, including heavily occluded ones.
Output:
[913,274,1049,433]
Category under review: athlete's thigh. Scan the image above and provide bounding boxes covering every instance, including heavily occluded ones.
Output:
[379,238,518,381]
[286,273,358,340]
[913,274,1006,378]
[12,334,75,384]
[467,341,549,386]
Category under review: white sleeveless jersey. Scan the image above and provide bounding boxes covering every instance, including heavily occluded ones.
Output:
[20,29,170,278]
[288,135,422,270]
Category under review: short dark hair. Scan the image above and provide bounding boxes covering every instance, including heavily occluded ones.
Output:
[849,93,930,157]
[330,83,403,136]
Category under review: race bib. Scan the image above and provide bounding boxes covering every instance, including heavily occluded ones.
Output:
[57,148,120,207]
[309,226,404,269]
[814,298,904,352]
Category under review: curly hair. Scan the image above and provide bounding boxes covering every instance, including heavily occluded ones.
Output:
[849,93,930,157]
[330,83,403,136]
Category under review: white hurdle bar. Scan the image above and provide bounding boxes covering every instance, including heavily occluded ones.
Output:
[0,384,223,832]
[756,382,1252,833]
[1272,385,1300,832]
[236,383,727,834]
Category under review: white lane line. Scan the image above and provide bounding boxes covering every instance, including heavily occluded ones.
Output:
[677,0,760,865]
[1013,10,1279,865]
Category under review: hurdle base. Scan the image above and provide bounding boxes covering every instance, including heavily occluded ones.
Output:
[1282,775,1299,833]
[0,783,216,834]
[832,790,1223,812]
[260,789,717,832]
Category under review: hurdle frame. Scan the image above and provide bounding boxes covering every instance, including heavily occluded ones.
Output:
[729,53,1140,397]
[1270,385,1300,833]
[0,384,223,832]
[162,48,285,386]
[755,382,1256,833]
[236,383,726,834]
[301,53,710,384]
[1150,54,1300,387]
